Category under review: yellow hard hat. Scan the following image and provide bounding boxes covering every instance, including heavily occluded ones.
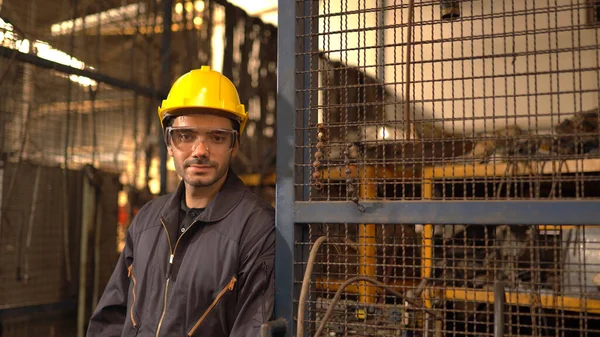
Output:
[157,66,248,134]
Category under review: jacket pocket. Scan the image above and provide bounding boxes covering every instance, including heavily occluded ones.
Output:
[187,276,237,336]
[128,264,138,328]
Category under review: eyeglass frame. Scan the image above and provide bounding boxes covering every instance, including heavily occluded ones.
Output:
[164,126,239,153]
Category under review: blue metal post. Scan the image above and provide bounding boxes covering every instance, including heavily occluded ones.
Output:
[275,0,297,335]
[300,1,319,334]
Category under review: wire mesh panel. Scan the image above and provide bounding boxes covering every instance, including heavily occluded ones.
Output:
[0,0,163,191]
[296,223,600,337]
[296,224,423,336]
[0,163,83,309]
[298,0,600,202]
[291,0,600,336]
[423,223,600,337]
[1,0,278,195]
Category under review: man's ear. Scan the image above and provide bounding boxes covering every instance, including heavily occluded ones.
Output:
[167,145,173,157]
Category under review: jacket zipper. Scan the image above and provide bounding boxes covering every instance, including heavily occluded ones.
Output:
[155,278,170,336]
[128,264,137,327]
[187,276,237,336]
[156,218,175,337]
[156,217,198,337]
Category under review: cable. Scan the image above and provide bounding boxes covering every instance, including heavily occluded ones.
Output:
[312,275,442,337]
[297,236,442,337]
[297,236,327,337]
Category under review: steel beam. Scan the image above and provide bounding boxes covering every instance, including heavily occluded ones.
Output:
[0,45,163,98]
[294,200,600,225]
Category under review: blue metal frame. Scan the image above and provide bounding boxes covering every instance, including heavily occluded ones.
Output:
[294,200,600,225]
[275,1,600,336]
[275,0,296,335]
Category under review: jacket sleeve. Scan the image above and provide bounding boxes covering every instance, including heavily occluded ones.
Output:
[229,217,275,337]
[86,223,135,337]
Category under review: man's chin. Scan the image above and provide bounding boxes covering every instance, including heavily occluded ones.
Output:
[184,177,217,188]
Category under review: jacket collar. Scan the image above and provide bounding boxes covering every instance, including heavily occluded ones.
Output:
[159,170,246,228]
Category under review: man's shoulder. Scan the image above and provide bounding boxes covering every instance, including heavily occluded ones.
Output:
[216,185,274,242]
[129,192,174,232]
[138,192,172,215]
[237,186,275,220]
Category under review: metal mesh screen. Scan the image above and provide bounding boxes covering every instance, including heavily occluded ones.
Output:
[0,0,164,191]
[1,0,278,194]
[0,163,83,309]
[298,0,600,202]
[0,161,119,314]
[297,223,600,336]
[293,0,600,336]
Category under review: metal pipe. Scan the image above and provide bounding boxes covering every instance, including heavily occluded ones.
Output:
[91,177,102,312]
[377,0,385,84]
[422,176,434,309]
[358,166,377,304]
[421,233,433,311]
[158,0,172,195]
[297,236,328,337]
[78,176,94,337]
[404,0,416,140]
[0,46,164,98]
[23,165,41,282]
[494,281,505,337]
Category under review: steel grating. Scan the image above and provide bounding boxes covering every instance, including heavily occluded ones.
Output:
[296,0,600,202]
[290,0,600,336]
[295,223,600,336]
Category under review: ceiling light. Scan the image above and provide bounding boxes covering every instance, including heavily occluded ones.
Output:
[194,1,205,12]
[175,3,183,14]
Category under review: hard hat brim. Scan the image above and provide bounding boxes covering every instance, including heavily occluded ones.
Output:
[160,106,244,130]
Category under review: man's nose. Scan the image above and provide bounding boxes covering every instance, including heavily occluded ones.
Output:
[191,139,209,157]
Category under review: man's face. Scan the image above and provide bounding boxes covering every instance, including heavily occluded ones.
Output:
[167,113,238,188]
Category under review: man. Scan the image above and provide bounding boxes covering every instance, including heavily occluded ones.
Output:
[87,66,275,337]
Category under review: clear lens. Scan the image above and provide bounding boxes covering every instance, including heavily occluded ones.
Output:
[166,127,237,153]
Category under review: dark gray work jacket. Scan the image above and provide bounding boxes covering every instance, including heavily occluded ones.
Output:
[86,171,275,337]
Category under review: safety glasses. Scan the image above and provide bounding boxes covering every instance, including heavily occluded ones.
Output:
[165,126,238,153]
